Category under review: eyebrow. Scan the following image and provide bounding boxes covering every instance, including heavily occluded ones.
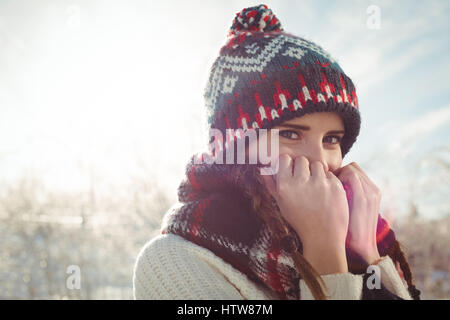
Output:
[277,124,345,135]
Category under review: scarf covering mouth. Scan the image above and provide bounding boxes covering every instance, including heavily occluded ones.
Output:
[160,152,398,300]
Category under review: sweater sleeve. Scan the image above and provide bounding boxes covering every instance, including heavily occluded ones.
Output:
[299,272,363,300]
[133,234,272,300]
[376,256,412,300]
[299,256,412,300]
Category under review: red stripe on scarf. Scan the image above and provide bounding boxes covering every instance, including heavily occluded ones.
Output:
[376,217,391,243]
[188,165,202,191]
[266,244,286,298]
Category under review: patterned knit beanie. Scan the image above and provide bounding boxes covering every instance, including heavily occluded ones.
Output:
[204,4,361,159]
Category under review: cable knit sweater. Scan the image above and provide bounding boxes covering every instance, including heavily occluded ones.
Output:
[133,233,412,300]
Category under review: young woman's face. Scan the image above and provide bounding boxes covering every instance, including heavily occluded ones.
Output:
[262,112,345,174]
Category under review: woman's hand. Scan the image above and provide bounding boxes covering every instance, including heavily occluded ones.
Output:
[262,154,350,275]
[335,162,381,265]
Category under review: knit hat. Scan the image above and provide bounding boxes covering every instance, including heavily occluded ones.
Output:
[204,4,361,159]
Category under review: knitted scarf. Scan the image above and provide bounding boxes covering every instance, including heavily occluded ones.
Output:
[161,153,398,300]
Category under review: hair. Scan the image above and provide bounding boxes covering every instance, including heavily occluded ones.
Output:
[230,163,421,300]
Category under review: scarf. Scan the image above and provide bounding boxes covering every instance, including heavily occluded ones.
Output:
[160,153,398,300]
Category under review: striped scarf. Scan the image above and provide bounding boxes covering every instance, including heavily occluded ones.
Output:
[160,153,398,300]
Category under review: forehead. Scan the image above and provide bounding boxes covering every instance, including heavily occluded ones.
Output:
[281,112,344,129]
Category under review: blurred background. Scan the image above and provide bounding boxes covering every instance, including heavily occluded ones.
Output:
[0,0,449,299]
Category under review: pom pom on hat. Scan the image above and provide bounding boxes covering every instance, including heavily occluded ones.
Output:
[228,4,283,36]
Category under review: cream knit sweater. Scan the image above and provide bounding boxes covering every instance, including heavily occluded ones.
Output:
[133,233,412,300]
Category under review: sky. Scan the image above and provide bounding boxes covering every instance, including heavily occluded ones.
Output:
[0,0,449,221]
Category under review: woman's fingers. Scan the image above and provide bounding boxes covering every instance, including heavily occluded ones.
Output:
[356,170,372,196]
[350,162,368,178]
[293,156,310,181]
[310,160,326,179]
[277,154,293,187]
[326,170,334,179]
[340,169,365,200]
[347,163,380,197]
[326,170,342,185]
[349,162,369,180]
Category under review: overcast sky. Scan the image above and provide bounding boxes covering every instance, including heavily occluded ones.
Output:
[0,0,449,221]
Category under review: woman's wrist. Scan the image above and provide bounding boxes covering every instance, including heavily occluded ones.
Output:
[303,244,348,275]
[348,240,381,266]
[363,251,382,265]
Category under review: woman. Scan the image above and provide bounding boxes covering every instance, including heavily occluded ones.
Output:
[133,4,420,300]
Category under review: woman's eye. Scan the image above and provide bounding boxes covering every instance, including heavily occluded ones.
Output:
[279,130,300,140]
[279,131,342,144]
[323,135,342,144]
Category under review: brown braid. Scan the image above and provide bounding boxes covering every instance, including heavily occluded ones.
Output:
[386,240,421,300]
[231,164,328,300]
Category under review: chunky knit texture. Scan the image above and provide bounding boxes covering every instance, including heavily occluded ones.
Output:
[204,4,361,158]
[133,233,412,300]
